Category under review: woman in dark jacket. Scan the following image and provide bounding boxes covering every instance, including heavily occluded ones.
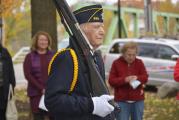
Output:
[0,44,16,120]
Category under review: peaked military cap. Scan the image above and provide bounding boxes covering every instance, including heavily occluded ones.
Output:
[73,4,103,24]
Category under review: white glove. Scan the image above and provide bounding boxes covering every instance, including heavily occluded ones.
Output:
[39,95,48,111]
[92,95,114,117]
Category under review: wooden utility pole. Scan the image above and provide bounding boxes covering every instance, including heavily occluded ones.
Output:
[31,0,57,50]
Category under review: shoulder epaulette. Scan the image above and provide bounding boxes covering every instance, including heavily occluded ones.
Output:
[48,48,78,93]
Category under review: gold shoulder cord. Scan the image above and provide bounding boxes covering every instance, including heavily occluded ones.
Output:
[48,48,67,75]
[48,48,78,93]
[69,49,78,93]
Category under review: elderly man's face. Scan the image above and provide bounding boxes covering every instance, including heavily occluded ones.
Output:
[80,22,105,49]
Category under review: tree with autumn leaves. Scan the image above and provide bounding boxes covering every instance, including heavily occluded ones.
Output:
[1,0,31,54]
[1,0,57,55]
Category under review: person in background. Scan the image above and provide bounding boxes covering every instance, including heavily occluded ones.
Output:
[174,59,179,100]
[45,4,115,120]
[23,31,54,120]
[0,43,16,120]
[109,41,148,120]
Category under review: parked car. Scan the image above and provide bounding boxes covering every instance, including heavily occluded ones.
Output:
[58,38,108,55]
[58,38,69,50]
[104,38,179,87]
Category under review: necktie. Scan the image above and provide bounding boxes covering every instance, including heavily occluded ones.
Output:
[93,51,100,72]
[93,50,105,80]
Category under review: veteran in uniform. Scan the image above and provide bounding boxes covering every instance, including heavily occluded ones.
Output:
[45,4,114,120]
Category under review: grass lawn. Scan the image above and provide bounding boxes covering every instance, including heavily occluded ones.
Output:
[144,92,179,120]
[15,89,179,120]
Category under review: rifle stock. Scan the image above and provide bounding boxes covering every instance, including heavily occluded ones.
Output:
[53,0,120,117]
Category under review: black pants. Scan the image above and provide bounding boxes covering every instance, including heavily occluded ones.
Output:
[33,112,45,120]
[0,108,6,120]
[33,112,54,120]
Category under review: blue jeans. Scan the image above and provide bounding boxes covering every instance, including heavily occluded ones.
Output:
[117,101,144,120]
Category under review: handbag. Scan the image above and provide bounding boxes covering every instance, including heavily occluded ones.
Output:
[6,85,18,120]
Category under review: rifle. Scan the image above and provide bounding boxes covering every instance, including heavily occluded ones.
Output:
[53,0,120,118]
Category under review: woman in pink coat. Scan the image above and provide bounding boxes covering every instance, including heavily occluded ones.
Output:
[174,59,179,100]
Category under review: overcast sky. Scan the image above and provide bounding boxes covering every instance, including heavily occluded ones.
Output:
[171,0,178,4]
[66,0,178,5]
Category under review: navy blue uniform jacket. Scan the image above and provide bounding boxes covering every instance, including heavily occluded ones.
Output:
[45,41,110,120]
